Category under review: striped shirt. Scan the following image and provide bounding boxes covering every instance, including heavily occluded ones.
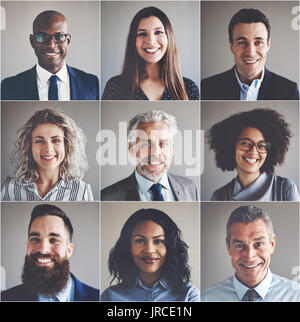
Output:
[1,177,94,201]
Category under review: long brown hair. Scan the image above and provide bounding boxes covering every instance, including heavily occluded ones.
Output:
[122,7,189,100]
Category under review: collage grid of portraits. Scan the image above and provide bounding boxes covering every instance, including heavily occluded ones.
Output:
[0,0,300,313]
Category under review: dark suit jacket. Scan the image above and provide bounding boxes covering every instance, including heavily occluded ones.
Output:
[1,65,100,100]
[101,171,198,201]
[1,273,99,302]
[201,67,299,100]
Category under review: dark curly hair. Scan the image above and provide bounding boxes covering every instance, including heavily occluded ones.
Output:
[108,208,190,291]
[207,108,291,173]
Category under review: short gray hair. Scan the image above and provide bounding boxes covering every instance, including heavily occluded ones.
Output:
[127,110,178,143]
[226,205,274,246]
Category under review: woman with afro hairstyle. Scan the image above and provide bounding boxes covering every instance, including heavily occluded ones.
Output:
[207,108,299,201]
[101,208,199,301]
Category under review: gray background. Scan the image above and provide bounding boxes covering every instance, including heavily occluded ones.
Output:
[201,201,300,291]
[101,1,200,96]
[100,101,200,190]
[1,101,100,200]
[201,101,299,201]
[101,202,200,291]
[1,1,100,81]
[1,202,99,291]
[201,1,299,84]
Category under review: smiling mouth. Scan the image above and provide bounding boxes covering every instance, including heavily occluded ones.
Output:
[243,58,260,65]
[41,155,57,161]
[240,262,262,270]
[143,47,160,54]
[242,156,260,165]
[141,256,160,264]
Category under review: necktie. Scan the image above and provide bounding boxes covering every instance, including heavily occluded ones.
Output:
[48,75,59,100]
[243,289,259,302]
[150,183,164,201]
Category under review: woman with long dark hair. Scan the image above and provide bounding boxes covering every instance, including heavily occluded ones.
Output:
[101,208,199,301]
[102,7,199,100]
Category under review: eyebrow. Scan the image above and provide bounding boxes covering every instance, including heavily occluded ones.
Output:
[235,36,265,41]
[132,234,165,239]
[232,236,266,244]
[137,26,164,31]
[239,137,266,142]
[28,232,62,238]
[32,135,63,139]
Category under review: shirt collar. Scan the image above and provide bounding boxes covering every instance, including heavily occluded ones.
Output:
[36,63,69,84]
[234,66,265,92]
[21,179,71,191]
[134,169,171,194]
[38,275,73,302]
[133,277,170,291]
[233,268,272,300]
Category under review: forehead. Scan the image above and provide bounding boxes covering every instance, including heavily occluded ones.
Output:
[132,220,165,236]
[239,127,265,140]
[32,123,64,137]
[138,16,165,30]
[229,219,269,241]
[29,215,67,236]
[137,121,172,139]
[33,14,68,33]
[232,22,268,40]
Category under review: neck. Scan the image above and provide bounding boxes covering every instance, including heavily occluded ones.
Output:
[237,170,261,188]
[39,62,64,74]
[139,272,160,288]
[237,68,263,85]
[144,63,161,80]
[136,166,162,183]
[36,168,60,186]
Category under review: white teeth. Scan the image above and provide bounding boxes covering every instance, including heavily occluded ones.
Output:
[41,156,55,159]
[242,263,259,269]
[37,258,51,264]
[244,157,258,164]
[149,161,161,165]
[45,53,57,56]
[145,48,159,53]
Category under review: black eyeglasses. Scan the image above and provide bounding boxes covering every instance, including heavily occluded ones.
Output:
[236,138,271,154]
[33,32,69,44]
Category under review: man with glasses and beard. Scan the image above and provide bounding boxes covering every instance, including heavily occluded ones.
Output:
[1,204,99,301]
[101,110,198,201]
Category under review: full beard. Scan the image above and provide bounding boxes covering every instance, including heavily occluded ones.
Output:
[137,157,171,182]
[21,253,70,298]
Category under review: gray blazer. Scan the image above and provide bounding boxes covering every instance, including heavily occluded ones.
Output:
[101,172,198,201]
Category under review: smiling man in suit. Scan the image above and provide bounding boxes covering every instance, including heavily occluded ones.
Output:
[101,110,198,201]
[201,8,299,100]
[1,10,99,100]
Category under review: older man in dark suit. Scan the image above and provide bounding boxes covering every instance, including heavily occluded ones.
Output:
[101,110,198,201]
[201,8,299,100]
[1,10,99,100]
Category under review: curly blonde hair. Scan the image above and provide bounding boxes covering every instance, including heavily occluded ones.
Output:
[11,108,88,182]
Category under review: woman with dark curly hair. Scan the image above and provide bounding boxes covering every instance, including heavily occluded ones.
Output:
[1,108,93,201]
[207,108,299,201]
[101,208,199,301]
[102,6,199,100]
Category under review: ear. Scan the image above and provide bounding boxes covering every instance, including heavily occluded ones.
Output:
[128,142,136,157]
[29,34,36,48]
[225,237,231,256]
[66,33,71,46]
[266,38,271,52]
[270,234,276,254]
[66,242,74,258]
[229,41,234,54]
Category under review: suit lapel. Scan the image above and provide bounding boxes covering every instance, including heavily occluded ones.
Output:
[257,68,270,100]
[167,174,181,201]
[25,66,39,99]
[67,65,79,100]
[126,172,142,201]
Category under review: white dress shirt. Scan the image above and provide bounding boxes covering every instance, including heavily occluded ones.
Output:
[36,63,70,100]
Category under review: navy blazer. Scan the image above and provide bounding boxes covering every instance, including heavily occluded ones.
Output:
[201,67,299,100]
[101,171,198,201]
[1,65,100,100]
[0,273,99,302]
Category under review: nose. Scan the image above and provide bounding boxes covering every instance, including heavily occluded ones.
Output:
[149,142,161,158]
[39,239,51,254]
[243,245,256,261]
[144,241,156,254]
[44,140,54,152]
[146,32,155,44]
[45,37,56,48]
[245,43,256,57]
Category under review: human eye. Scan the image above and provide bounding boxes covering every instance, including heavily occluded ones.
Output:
[137,31,147,37]
[255,40,264,46]
[52,138,62,144]
[34,139,44,144]
[134,238,145,244]
[237,40,247,47]
[155,30,164,35]
[153,238,165,245]
[239,140,251,147]
[55,33,66,42]
[29,237,40,244]
[50,237,60,244]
